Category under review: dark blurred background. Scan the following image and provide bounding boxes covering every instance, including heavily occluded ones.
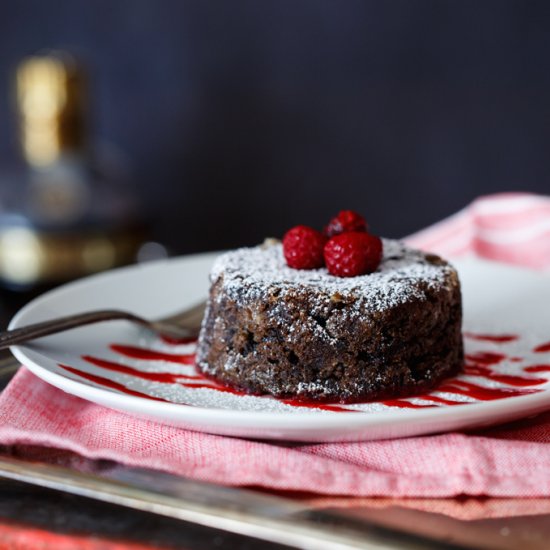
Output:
[1,0,549,254]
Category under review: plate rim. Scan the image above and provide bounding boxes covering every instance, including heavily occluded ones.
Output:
[8,252,550,436]
[11,349,550,428]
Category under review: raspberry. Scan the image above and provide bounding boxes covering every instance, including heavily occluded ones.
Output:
[324,210,368,237]
[283,225,327,269]
[324,232,382,277]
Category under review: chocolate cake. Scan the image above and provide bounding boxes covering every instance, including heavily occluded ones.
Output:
[196,239,463,403]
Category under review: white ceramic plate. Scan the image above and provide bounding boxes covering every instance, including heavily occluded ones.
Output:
[9,252,550,442]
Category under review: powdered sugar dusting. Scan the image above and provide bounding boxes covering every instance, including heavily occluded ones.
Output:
[210,239,456,314]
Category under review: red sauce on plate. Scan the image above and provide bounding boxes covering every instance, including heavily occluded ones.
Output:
[56,331,550,411]
[464,332,518,343]
[534,341,550,353]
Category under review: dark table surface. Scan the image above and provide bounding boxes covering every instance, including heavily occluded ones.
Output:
[0,478,291,550]
[3,473,550,550]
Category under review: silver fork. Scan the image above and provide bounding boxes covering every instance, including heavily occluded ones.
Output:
[0,301,207,351]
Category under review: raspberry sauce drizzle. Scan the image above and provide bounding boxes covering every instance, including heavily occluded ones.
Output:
[59,364,170,402]
[159,335,199,346]
[383,334,547,408]
[65,347,355,411]
[534,341,550,353]
[97,341,354,411]
[57,331,550,412]
[66,354,354,411]
[181,382,249,395]
[463,332,518,343]
[418,395,465,406]
[465,352,506,365]
[280,399,355,412]
[437,380,540,400]
[110,344,195,365]
[381,400,435,409]
[524,365,550,373]
[464,353,547,387]
[82,355,201,383]
[87,350,246,395]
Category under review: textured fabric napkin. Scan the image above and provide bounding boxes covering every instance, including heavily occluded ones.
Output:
[1,192,550,498]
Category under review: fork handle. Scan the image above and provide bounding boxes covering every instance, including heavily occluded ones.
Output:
[0,310,146,351]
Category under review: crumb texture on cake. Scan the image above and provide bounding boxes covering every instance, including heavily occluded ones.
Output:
[196,239,463,403]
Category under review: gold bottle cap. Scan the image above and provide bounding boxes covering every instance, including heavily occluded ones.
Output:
[16,52,87,166]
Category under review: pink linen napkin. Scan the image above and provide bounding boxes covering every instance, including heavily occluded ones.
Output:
[1,192,550,498]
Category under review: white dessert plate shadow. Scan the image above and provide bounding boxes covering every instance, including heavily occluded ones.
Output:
[9,251,550,442]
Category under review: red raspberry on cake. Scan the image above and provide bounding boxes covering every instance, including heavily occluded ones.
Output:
[324,231,382,277]
[324,210,368,237]
[283,225,327,269]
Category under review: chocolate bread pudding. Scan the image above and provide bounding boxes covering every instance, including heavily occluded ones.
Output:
[196,239,463,403]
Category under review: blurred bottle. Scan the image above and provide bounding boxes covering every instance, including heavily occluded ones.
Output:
[0,51,146,324]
